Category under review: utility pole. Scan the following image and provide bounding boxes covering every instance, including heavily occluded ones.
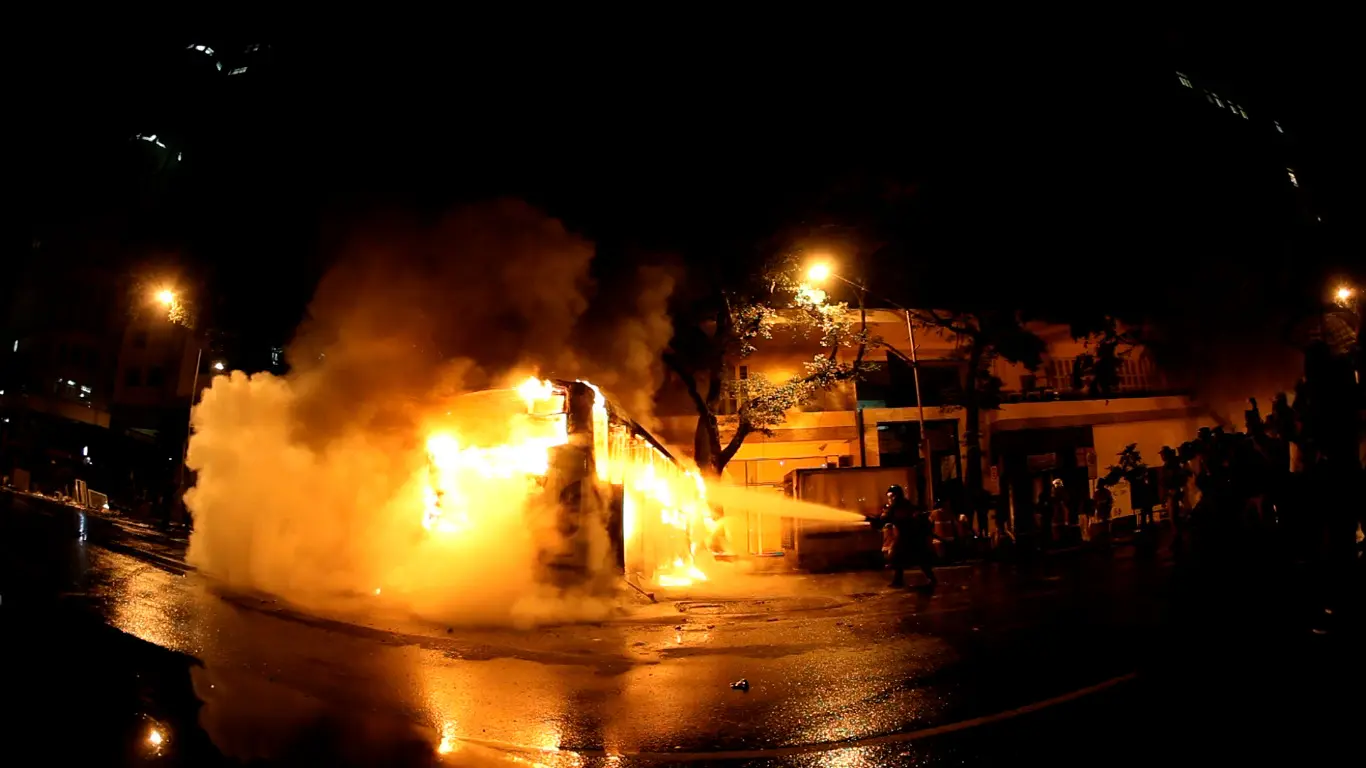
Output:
[174,343,202,526]
[905,310,935,508]
[810,266,936,509]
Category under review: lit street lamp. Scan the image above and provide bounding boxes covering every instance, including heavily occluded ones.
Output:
[806,263,831,283]
[1333,282,1362,383]
[806,261,936,509]
[150,286,203,526]
[213,361,225,372]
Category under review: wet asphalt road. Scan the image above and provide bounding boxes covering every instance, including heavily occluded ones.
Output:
[2,491,1362,766]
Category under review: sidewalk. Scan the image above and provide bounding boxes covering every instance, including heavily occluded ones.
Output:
[4,490,191,572]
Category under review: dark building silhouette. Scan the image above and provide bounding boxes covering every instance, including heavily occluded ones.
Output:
[4,37,269,501]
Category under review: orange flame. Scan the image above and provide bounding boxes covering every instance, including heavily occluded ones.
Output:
[421,377,713,589]
[515,376,555,409]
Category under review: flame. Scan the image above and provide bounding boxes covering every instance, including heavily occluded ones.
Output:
[516,376,555,409]
[422,430,568,535]
[581,380,610,482]
[656,558,708,588]
[420,376,713,590]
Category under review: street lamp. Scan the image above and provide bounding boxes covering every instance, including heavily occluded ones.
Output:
[212,361,225,372]
[149,287,201,527]
[1334,282,1363,385]
[806,262,936,509]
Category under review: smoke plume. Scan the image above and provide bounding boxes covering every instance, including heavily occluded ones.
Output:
[185,200,674,624]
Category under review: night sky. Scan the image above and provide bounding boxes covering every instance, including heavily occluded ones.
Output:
[13,21,1361,363]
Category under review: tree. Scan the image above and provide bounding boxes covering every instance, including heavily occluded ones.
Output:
[1098,443,1153,512]
[907,306,1142,530]
[1099,443,1149,488]
[1069,316,1140,397]
[909,309,1046,529]
[664,261,873,477]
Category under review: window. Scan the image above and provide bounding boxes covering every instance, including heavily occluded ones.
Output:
[1274,120,1284,134]
[1116,358,1157,392]
[1176,71,1192,88]
[125,367,142,387]
[147,366,165,388]
[1287,169,1298,188]
[229,66,247,75]
[132,330,148,349]
[722,365,749,415]
[1238,106,1248,119]
[1046,359,1077,390]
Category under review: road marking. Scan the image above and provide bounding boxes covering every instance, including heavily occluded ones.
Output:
[457,671,1139,761]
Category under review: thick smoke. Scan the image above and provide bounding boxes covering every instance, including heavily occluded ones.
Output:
[185,200,674,624]
[558,264,676,428]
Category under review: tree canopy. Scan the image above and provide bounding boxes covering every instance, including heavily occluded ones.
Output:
[664,258,873,476]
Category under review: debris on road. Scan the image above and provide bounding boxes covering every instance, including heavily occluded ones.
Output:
[730,678,750,692]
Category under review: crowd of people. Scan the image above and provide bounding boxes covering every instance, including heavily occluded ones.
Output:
[870,391,1363,588]
[1123,395,1362,561]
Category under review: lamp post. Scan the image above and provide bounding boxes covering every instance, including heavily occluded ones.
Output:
[806,264,936,509]
[1334,283,1362,382]
[154,288,207,525]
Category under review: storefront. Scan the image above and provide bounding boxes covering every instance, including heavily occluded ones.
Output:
[991,426,1096,539]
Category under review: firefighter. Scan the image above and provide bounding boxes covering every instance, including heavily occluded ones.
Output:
[869,484,938,588]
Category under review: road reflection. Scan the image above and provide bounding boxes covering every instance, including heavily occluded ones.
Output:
[104,562,204,653]
[411,644,618,763]
[95,560,632,764]
[90,564,955,764]
[48,533,971,767]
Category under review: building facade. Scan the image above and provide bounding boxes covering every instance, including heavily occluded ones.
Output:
[1,280,212,501]
[654,310,1240,548]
